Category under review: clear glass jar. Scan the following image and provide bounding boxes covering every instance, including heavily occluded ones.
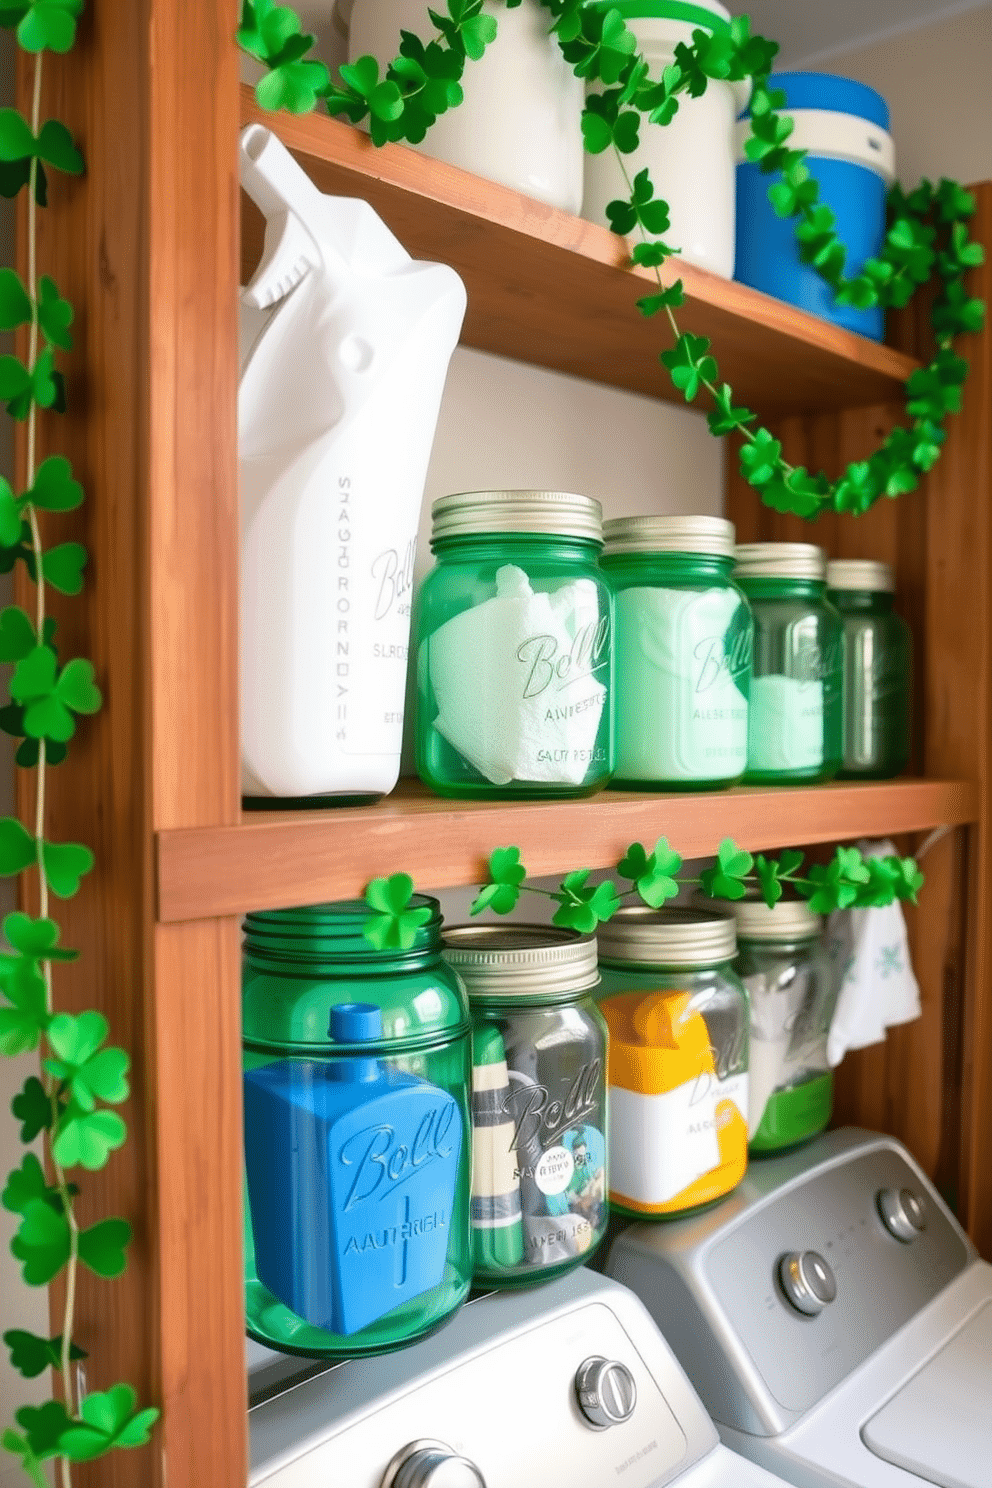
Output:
[601,515,752,789]
[734,543,843,784]
[242,898,472,1357]
[415,490,613,799]
[442,925,608,1287]
[827,560,912,780]
[732,899,837,1154]
[341,0,584,212]
[596,908,749,1218]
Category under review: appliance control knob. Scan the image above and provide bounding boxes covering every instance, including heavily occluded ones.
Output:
[877,1187,927,1242]
[574,1355,637,1429]
[778,1251,837,1316]
[382,1439,487,1488]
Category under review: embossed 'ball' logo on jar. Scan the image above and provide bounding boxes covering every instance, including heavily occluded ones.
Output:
[339,1104,459,1211]
[516,617,611,699]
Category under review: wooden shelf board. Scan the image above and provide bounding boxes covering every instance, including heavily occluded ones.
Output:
[156,777,976,923]
[240,88,918,419]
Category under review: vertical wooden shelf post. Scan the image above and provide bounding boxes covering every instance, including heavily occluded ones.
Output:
[17,2,248,1482]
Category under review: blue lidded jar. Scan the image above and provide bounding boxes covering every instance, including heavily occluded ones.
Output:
[241,899,472,1357]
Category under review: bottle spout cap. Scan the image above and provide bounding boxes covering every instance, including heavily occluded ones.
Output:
[330,1002,383,1043]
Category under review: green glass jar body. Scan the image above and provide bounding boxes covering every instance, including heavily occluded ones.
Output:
[733,906,837,1154]
[737,576,843,783]
[601,549,752,790]
[829,587,912,780]
[441,926,608,1288]
[242,899,472,1357]
[415,531,613,798]
[595,910,750,1220]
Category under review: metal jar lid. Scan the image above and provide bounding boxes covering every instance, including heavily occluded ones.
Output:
[431,490,603,543]
[734,542,826,581]
[440,924,600,998]
[602,514,736,558]
[597,907,736,968]
[826,559,895,593]
[733,898,821,942]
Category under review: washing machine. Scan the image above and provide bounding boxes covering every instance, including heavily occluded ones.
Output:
[247,1266,796,1485]
[605,1126,992,1488]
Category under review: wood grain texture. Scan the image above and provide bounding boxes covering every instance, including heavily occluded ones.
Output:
[13,3,247,1484]
[727,184,991,1251]
[155,778,978,922]
[239,88,918,419]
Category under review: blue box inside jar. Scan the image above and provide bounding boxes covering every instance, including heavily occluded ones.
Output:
[243,1003,462,1337]
[735,73,895,341]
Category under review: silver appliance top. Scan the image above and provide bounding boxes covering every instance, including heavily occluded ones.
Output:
[247,1267,793,1487]
[605,1129,977,1438]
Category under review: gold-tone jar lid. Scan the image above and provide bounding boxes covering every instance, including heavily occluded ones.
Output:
[431,490,603,543]
[597,907,736,967]
[440,924,600,997]
[826,559,895,593]
[734,542,826,581]
[733,898,821,942]
[602,514,736,558]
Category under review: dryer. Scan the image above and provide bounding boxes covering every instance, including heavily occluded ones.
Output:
[605,1127,992,1488]
[247,1266,795,1486]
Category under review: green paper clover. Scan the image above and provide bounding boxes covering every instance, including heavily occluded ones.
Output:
[41,540,87,595]
[16,0,84,54]
[363,872,432,950]
[698,838,754,901]
[37,273,73,349]
[57,1383,159,1461]
[617,837,683,908]
[41,837,96,898]
[2,1400,72,1487]
[470,844,526,916]
[0,814,37,874]
[52,1104,128,1170]
[10,646,101,742]
[0,951,48,1055]
[4,1328,85,1379]
[11,1197,71,1284]
[5,910,78,960]
[77,1216,132,1278]
[11,1074,55,1142]
[552,870,621,933]
[45,1008,130,1111]
[661,332,717,403]
[28,452,84,511]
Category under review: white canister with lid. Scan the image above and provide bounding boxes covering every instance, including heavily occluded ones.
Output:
[581,0,749,278]
[339,0,584,212]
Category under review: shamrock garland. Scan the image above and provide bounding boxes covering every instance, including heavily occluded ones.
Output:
[0,5,159,1486]
[239,0,984,520]
[364,838,924,947]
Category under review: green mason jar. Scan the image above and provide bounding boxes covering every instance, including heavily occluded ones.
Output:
[600,514,752,789]
[732,899,837,1154]
[241,898,472,1357]
[441,925,608,1288]
[414,490,613,798]
[827,559,912,780]
[734,543,843,784]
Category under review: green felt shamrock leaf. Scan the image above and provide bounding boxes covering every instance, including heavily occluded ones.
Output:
[0,105,34,160]
[0,477,21,545]
[41,540,87,595]
[630,242,674,269]
[552,871,621,933]
[27,452,84,511]
[5,911,77,960]
[45,1009,130,1110]
[52,1104,128,1170]
[636,282,684,317]
[2,1400,72,1486]
[698,837,754,901]
[11,1197,71,1284]
[58,1383,159,1461]
[0,603,35,660]
[738,428,782,487]
[257,53,330,114]
[0,814,37,874]
[237,0,304,61]
[36,273,73,349]
[11,1073,55,1141]
[16,0,84,54]
[0,951,48,1055]
[41,838,95,898]
[0,265,31,328]
[2,1151,50,1214]
[802,846,872,914]
[363,872,432,950]
[661,332,717,403]
[4,1328,85,1379]
[11,646,102,741]
[617,837,683,907]
[428,0,497,63]
[470,845,526,916]
[33,117,83,173]
[707,382,755,437]
[78,1215,132,1278]
[755,854,784,907]
[338,56,404,123]
[0,345,59,419]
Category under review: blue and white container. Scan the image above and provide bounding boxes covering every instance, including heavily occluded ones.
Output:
[735,73,895,340]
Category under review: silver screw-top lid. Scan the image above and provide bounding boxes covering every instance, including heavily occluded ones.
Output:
[734,542,826,581]
[602,514,736,558]
[733,898,821,942]
[826,559,896,593]
[597,907,736,967]
[431,490,603,543]
[440,924,600,997]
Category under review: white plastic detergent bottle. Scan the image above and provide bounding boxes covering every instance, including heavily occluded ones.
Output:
[238,124,466,803]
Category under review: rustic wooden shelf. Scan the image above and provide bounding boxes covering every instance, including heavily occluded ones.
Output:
[240,86,919,419]
[156,776,977,923]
